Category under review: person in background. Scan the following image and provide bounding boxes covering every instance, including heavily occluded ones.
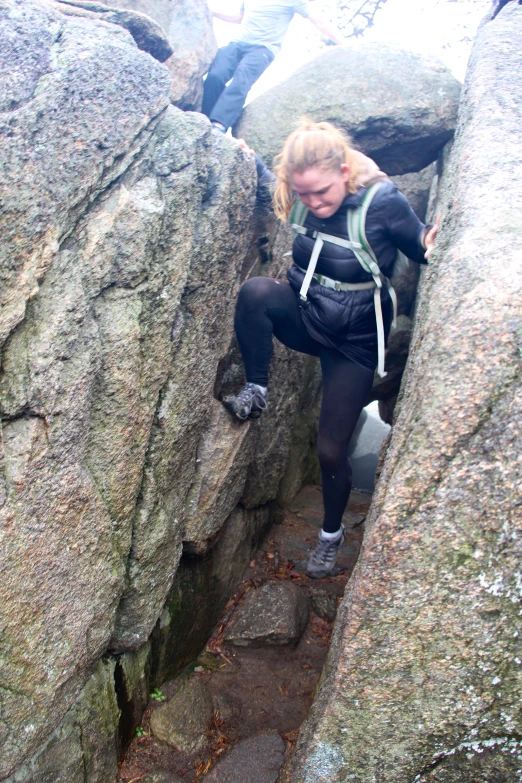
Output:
[223,120,439,578]
[202,0,344,133]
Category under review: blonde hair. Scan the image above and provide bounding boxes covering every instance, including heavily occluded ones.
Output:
[273,118,360,221]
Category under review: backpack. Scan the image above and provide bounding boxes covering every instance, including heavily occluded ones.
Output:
[288,183,397,378]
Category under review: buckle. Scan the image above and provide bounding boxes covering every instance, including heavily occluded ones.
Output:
[305,228,318,240]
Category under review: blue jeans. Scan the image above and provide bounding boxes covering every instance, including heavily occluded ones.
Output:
[201,41,274,130]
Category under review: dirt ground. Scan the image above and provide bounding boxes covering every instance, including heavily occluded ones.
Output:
[118,485,370,782]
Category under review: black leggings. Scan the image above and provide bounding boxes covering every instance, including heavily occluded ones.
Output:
[234,277,375,532]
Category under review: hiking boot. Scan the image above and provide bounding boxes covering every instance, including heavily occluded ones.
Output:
[306,527,346,579]
[222,383,268,421]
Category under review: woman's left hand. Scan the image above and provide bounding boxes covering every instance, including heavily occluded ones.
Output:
[424,214,441,260]
[236,138,255,157]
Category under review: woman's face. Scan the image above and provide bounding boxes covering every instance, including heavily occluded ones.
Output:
[290,163,350,219]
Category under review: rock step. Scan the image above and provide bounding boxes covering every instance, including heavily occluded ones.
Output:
[204,731,285,783]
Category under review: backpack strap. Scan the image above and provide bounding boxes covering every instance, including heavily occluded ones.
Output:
[347,183,398,378]
[289,198,308,229]
[290,199,362,303]
[289,190,398,378]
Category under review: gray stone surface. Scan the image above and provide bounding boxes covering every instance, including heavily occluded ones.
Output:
[48,0,174,61]
[225,581,309,647]
[205,731,285,783]
[235,45,461,173]
[0,1,316,777]
[286,5,522,782]
[141,772,185,783]
[101,0,217,109]
[309,588,339,622]
[390,163,435,222]
[150,675,213,753]
[153,506,271,685]
[3,660,120,783]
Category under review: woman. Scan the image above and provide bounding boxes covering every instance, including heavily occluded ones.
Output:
[223,120,438,578]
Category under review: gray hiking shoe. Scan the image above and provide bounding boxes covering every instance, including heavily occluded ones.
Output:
[306,527,346,579]
[222,383,268,421]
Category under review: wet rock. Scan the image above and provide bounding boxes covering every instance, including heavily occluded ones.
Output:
[212,691,242,723]
[205,731,285,783]
[48,0,173,61]
[150,675,213,753]
[286,5,522,781]
[309,588,339,622]
[235,45,461,173]
[225,581,309,647]
[141,772,185,783]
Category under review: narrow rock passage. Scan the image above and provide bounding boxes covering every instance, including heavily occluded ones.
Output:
[117,485,370,783]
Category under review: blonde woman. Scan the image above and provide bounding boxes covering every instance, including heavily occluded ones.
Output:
[224,120,438,577]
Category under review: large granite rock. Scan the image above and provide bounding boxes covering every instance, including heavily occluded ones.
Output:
[46,0,174,61]
[286,5,522,782]
[101,0,217,109]
[3,660,120,783]
[0,1,314,778]
[235,45,461,174]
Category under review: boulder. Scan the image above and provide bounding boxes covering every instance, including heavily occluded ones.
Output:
[224,581,309,647]
[182,401,255,554]
[2,660,120,783]
[0,0,315,777]
[47,0,174,61]
[286,5,522,782]
[205,731,285,783]
[235,45,461,173]
[149,675,213,753]
[347,403,390,492]
[101,0,218,109]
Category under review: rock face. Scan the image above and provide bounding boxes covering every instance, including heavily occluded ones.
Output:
[102,0,218,109]
[235,45,461,173]
[286,5,522,782]
[0,1,315,779]
[47,0,174,61]
[224,581,309,647]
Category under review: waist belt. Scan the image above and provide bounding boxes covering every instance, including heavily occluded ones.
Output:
[312,273,376,292]
[292,226,397,377]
